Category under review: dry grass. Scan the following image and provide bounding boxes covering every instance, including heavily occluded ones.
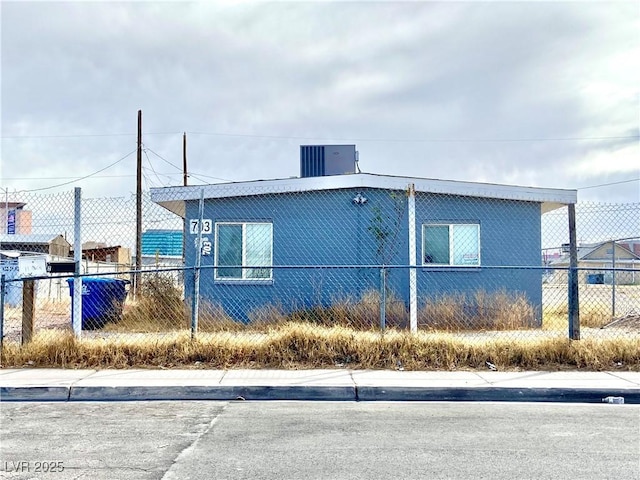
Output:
[418,290,537,331]
[2,323,639,370]
[267,290,408,330]
[9,281,635,371]
[543,301,617,330]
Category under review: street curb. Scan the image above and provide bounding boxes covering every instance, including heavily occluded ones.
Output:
[68,385,357,402]
[0,387,70,402]
[2,385,640,403]
[356,387,640,403]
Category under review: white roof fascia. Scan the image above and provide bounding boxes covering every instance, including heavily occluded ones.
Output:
[151,173,577,217]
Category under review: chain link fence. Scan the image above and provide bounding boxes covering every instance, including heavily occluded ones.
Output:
[1,186,639,350]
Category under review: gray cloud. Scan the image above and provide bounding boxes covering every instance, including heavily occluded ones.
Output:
[1,1,638,204]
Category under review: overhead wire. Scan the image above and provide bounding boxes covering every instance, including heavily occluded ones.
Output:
[1,131,181,139]
[187,131,640,144]
[143,146,233,183]
[142,147,171,187]
[2,129,637,143]
[577,178,640,190]
[15,149,137,192]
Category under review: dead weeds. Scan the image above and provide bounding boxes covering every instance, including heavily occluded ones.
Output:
[2,323,639,371]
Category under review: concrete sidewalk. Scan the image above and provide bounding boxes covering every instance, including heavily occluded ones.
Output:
[1,368,639,403]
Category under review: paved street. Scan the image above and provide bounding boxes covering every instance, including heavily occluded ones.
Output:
[1,401,638,480]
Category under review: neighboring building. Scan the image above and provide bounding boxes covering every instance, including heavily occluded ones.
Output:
[141,229,183,257]
[0,202,33,235]
[549,241,640,285]
[619,240,640,257]
[75,242,131,265]
[138,229,183,275]
[0,234,71,257]
[151,146,576,324]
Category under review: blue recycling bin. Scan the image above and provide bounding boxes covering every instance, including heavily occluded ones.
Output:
[67,277,130,330]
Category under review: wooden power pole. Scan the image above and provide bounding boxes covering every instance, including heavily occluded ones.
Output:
[183,132,188,187]
[182,132,188,267]
[135,110,142,297]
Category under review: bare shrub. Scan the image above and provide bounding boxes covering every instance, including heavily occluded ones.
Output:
[198,302,244,332]
[276,289,407,331]
[247,303,289,328]
[110,274,188,332]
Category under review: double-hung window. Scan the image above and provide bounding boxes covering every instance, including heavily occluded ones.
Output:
[215,222,273,280]
[422,223,480,266]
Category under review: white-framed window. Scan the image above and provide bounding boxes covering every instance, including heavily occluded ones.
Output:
[215,222,273,280]
[422,223,480,266]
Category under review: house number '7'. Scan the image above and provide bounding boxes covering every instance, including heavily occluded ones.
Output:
[190,219,212,234]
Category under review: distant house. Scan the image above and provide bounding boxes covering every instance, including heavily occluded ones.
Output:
[151,146,577,325]
[141,229,183,257]
[0,202,32,234]
[0,237,72,306]
[549,241,640,285]
[138,229,183,270]
[0,234,71,257]
[75,242,131,265]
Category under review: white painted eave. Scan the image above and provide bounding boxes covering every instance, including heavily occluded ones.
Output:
[151,173,577,218]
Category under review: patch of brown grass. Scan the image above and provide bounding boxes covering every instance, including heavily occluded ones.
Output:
[543,301,614,330]
[418,290,537,331]
[3,324,639,370]
[271,290,407,331]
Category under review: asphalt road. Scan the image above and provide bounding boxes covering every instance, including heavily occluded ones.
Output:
[0,401,638,480]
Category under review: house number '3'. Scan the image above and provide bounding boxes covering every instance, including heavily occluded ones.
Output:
[189,219,212,234]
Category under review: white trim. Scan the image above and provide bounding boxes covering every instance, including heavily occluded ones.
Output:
[151,173,577,217]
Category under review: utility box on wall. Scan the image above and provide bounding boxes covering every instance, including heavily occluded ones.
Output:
[300,145,357,178]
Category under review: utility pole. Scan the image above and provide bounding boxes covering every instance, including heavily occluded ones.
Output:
[135,110,142,297]
[183,132,188,187]
[182,132,188,267]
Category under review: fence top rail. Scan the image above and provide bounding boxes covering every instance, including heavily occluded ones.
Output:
[3,264,639,284]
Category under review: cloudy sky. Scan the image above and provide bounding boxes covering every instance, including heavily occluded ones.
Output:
[1,1,639,204]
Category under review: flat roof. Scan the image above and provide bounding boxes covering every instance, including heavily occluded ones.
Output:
[151,172,577,218]
[0,234,67,245]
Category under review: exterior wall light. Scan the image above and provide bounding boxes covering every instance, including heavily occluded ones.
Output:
[352,193,367,205]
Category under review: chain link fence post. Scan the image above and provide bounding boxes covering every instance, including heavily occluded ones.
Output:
[407,183,418,333]
[379,266,386,331]
[568,203,580,340]
[1,274,5,358]
[72,187,83,338]
[190,189,204,340]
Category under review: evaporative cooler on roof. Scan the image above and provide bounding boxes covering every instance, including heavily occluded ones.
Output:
[300,145,357,178]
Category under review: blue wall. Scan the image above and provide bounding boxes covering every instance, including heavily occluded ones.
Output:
[183,188,542,323]
[142,229,183,256]
[415,193,542,323]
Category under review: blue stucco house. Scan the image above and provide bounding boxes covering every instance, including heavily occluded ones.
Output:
[151,147,576,328]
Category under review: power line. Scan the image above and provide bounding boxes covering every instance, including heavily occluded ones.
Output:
[1,131,181,139]
[578,178,640,190]
[187,131,639,144]
[143,146,232,183]
[3,174,137,180]
[16,150,137,192]
[143,148,170,188]
[2,130,638,143]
